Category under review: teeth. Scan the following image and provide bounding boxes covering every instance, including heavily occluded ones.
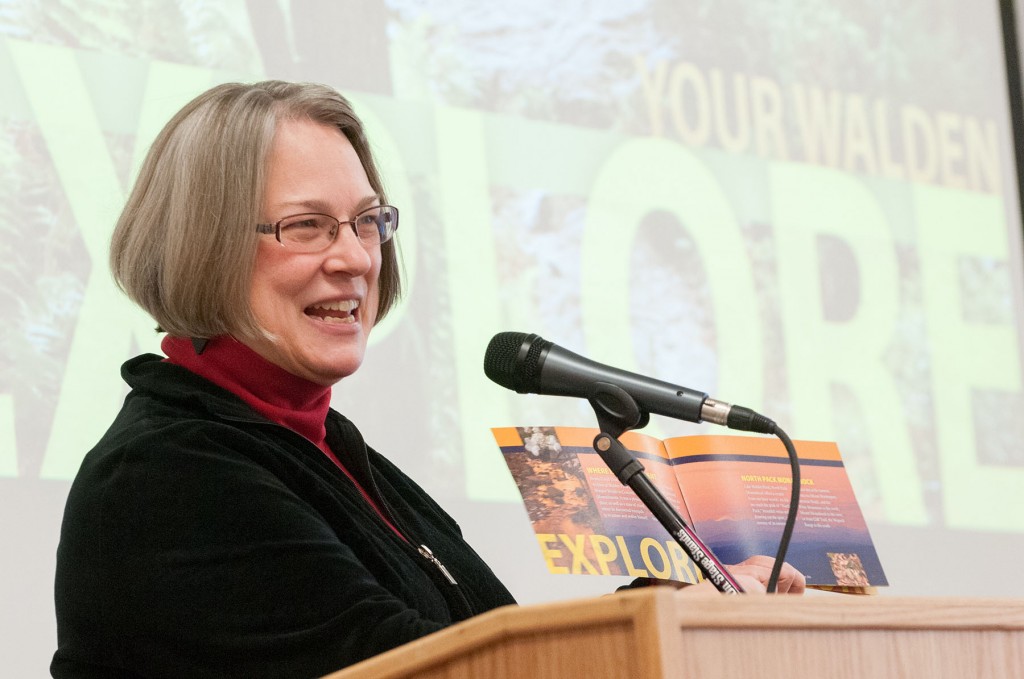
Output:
[307,299,359,324]
[312,300,358,312]
[320,314,355,324]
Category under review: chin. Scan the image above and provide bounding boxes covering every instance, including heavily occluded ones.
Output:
[310,357,365,385]
[302,335,368,379]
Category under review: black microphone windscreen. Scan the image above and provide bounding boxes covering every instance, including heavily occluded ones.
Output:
[483,331,554,393]
[483,332,529,389]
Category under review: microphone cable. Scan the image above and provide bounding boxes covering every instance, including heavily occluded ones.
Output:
[710,404,801,593]
[768,425,800,593]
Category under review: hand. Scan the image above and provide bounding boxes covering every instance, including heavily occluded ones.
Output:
[679,555,806,595]
[727,555,806,594]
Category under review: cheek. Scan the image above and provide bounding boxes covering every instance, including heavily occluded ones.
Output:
[249,248,301,321]
[366,254,384,320]
[248,280,277,331]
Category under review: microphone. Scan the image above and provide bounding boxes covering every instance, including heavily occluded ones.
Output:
[483,332,775,434]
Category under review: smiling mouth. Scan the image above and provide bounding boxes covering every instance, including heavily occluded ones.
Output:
[305,300,358,324]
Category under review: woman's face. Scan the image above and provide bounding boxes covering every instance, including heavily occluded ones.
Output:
[246,117,382,386]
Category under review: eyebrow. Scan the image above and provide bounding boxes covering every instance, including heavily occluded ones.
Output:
[275,194,382,217]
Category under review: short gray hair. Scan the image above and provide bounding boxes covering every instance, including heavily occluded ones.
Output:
[110,80,402,340]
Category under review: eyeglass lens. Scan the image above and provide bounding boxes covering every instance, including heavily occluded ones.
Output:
[277,205,397,251]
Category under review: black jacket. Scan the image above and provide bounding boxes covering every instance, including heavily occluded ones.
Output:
[51,355,515,678]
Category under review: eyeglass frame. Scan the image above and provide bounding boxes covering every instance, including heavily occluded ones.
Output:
[255,204,399,252]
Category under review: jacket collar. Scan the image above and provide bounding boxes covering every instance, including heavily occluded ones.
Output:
[121,353,266,423]
[161,335,332,447]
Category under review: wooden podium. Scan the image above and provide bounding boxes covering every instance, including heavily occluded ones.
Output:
[324,588,1024,678]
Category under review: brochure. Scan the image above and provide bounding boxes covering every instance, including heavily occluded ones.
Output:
[493,426,887,591]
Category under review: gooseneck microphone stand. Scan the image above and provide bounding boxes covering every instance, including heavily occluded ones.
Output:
[587,383,744,593]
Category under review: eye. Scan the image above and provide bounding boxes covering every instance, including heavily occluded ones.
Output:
[279,214,334,243]
[356,212,379,227]
[354,208,384,238]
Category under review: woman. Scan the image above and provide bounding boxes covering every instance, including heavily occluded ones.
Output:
[52,80,802,679]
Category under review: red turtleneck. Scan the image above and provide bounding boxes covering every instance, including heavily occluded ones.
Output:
[162,335,403,538]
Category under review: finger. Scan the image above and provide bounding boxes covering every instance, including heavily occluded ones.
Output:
[733,573,767,594]
[728,557,806,594]
[726,557,772,582]
[778,564,807,594]
[762,561,806,593]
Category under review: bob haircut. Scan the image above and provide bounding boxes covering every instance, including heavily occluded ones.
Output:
[110,80,401,340]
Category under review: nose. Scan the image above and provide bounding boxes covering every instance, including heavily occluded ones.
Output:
[322,225,374,276]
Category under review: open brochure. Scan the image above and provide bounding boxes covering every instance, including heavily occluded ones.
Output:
[493,426,887,592]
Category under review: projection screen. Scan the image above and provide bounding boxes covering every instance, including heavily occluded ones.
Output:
[2,1,1023,673]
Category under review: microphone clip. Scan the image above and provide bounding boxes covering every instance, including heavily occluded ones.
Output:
[587,382,648,439]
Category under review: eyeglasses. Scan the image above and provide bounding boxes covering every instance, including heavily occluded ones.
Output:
[255,205,399,253]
